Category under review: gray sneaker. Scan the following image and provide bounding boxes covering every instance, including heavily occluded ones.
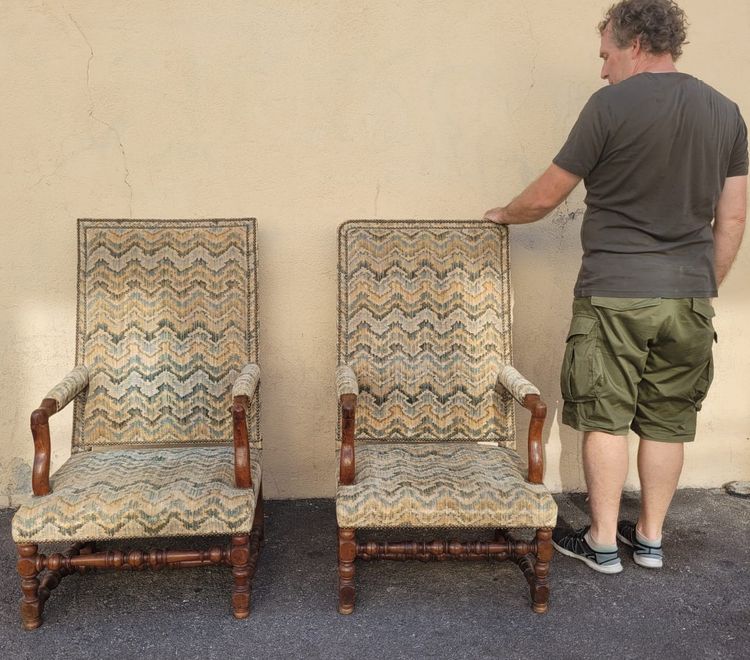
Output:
[617,521,663,568]
[552,526,623,574]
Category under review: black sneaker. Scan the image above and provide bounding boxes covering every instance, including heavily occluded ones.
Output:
[617,521,663,568]
[552,527,623,574]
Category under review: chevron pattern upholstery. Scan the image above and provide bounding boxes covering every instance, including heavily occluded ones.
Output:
[14,219,261,540]
[338,220,515,445]
[336,220,556,533]
[12,446,261,543]
[72,219,260,450]
[336,443,557,528]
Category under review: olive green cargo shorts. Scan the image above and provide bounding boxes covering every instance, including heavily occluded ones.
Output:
[561,297,716,442]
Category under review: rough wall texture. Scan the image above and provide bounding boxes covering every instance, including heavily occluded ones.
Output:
[1,0,748,503]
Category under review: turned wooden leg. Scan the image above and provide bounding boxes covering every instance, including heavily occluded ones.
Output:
[532,528,553,613]
[338,527,356,615]
[17,544,42,630]
[230,534,251,619]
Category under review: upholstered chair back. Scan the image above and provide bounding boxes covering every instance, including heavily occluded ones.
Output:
[71,219,259,452]
[337,220,515,447]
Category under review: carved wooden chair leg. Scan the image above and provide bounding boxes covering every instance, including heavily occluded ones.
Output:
[338,527,356,615]
[38,544,82,609]
[17,544,43,630]
[531,528,553,613]
[230,534,251,619]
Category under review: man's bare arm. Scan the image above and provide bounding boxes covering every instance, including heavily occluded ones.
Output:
[484,164,582,225]
[714,175,747,286]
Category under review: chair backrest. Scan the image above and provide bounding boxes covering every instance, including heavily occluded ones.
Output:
[337,220,515,446]
[72,219,259,451]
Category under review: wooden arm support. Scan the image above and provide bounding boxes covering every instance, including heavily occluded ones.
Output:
[521,394,547,484]
[339,393,356,486]
[30,399,58,496]
[232,395,254,489]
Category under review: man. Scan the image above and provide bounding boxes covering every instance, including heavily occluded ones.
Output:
[484,0,747,573]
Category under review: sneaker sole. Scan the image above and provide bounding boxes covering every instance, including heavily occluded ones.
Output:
[552,541,623,574]
[616,532,663,569]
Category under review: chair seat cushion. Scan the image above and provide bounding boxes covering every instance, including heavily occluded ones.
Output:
[336,443,557,528]
[12,446,261,543]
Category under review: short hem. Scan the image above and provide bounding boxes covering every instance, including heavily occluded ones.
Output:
[631,422,695,443]
[561,418,630,437]
[562,418,695,442]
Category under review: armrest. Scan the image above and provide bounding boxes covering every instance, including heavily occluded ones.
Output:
[336,364,358,485]
[232,363,260,402]
[495,365,546,485]
[231,363,260,489]
[31,365,90,496]
[336,364,359,398]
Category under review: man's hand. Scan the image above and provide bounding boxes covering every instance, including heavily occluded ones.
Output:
[484,207,508,224]
[482,164,581,225]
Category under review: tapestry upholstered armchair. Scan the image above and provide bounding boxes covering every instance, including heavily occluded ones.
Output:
[12,219,263,629]
[335,219,558,613]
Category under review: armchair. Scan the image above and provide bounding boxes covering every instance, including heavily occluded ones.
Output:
[12,219,264,629]
[335,220,557,614]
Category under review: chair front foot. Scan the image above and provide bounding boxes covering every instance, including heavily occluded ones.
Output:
[338,527,356,614]
[230,535,251,619]
[531,528,553,613]
[17,544,43,630]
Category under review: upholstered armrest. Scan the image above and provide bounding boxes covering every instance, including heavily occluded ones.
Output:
[232,363,260,401]
[495,365,540,406]
[336,364,357,485]
[29,366,90,496]
[336,364,359,398]
[495,364,546,485]
[44,365,89,413]
[231,363,260,489]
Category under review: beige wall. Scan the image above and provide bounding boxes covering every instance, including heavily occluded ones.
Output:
[1,0,748,505]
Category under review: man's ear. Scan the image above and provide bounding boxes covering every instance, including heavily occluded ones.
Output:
[631,36,643,58]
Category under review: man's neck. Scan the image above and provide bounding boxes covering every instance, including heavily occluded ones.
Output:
[633,55,678,75]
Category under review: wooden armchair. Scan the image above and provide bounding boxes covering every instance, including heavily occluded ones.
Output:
[12,219,264,629]
[335,220,557,614]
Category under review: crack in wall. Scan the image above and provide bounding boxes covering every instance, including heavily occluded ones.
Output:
[66,9,133,217]
[373,182,380,218]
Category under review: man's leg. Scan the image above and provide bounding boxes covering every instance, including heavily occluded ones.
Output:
[583,431,629,546]
[636,437,684,541]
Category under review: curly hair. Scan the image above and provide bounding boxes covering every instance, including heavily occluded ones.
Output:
[599,0,689,60]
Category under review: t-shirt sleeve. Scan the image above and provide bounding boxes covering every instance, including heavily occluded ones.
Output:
[727,108,749,177]
[553,92,610,178]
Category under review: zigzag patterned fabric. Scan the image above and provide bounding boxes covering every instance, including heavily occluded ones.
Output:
[338,220,515,444]
[73,219,260,450]
[12,446,261,543]
[336,443,557,528]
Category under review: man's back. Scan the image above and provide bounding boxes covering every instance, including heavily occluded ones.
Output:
[554,72,748,298]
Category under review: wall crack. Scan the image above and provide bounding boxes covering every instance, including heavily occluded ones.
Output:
[66,10,133,217]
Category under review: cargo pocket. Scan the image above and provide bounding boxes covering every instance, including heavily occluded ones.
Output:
[691,357,714,411]
[692,297,718,343]
[560,315,602,402]
[689,299,716,410]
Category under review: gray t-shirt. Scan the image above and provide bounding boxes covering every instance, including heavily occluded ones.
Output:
[554,72,748,298]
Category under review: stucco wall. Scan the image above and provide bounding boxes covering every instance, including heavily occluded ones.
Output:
[1,0,748,505]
